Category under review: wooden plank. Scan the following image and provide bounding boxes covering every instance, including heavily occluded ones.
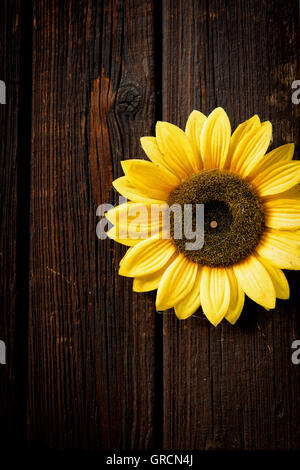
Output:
[162,0,300,449]
[0,0,29,449]
[28,0,157,449]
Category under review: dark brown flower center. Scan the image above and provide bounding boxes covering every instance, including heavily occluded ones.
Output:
[168,169,265,267]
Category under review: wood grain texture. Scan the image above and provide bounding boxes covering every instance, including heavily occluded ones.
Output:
[28,0,157,450]
[1,0,300,451]
[162,0,300,450]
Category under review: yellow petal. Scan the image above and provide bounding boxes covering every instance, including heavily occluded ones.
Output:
[156,255,198,310]
[249,143,295,178]
[230,121,272,177]
[199,267,231,326]
[257,255,290,300]
[113,176,165,204]
[263,185,300,201]
[156,121,199,178]
[185,110,206,167]
[133,254,177,292]
[106,202,165,240]
[121,159,179,201]
[264,197,300,229]
[106,202,150,225]
[257,229,300,270]
[251,161,300,197]
[233,255,276,309]
[225,268,245,324]
[228,115,261,160]
[119,238,176,277]
[174,268,202,319]
[200,107,231,170]
[140,136,172,171]
[106,226,141,246]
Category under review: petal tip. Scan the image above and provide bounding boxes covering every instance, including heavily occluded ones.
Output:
[112,177,123,190]
[226,317,238,325]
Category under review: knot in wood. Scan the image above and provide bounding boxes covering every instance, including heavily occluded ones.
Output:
[116,84,141,114]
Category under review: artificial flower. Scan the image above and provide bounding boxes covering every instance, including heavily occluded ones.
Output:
[106,108,300,325]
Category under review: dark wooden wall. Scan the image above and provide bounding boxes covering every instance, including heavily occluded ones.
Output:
[0,0,299,451]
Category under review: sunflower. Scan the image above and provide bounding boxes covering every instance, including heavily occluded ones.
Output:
[106,108,300,325]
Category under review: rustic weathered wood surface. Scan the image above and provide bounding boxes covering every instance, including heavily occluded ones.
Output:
[0,0,299,450]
